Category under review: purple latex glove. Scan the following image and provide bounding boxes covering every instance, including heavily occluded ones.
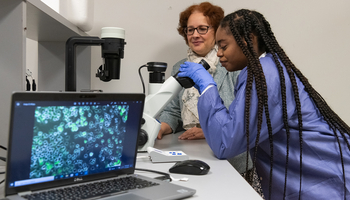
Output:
[178,61,216,94]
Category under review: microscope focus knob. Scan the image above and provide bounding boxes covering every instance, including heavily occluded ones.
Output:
[138,129,148,146]
[96,65,112,82]
[141,118,146,125]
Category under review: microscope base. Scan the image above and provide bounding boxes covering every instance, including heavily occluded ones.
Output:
[138,113,161,151]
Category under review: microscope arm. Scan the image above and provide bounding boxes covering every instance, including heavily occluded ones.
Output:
[143,58,209,118]
[143,76,183,118]
[138,76,182,151]
[65,36,104,91]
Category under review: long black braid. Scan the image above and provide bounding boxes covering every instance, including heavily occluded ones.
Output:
[220,9,350,200]
[251,12,292,199]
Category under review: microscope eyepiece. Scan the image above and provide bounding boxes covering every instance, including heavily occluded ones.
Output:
[174,59,209,88]
[147,62,167,83]
[198,59,210,70]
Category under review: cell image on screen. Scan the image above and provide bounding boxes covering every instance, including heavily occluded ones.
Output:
[29,104,129,179]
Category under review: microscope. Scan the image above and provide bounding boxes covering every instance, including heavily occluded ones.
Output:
[65,27,209,152]
[65,27,126,91]
[137,60,209,151]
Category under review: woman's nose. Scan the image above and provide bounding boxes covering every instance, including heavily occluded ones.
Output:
[192,29,200,37]
[217,49,222,57]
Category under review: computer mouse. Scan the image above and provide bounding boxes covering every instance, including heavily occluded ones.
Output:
[169,159,210,175]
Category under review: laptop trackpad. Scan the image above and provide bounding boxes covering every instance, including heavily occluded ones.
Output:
[101,193,149,200]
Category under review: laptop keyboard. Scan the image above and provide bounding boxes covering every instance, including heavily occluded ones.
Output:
[22,176,159,200]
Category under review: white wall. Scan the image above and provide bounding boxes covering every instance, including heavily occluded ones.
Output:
[26,38,38,90]
[87,0,350,124]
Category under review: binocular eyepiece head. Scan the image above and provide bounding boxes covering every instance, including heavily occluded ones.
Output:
[147,62,167,84]
[174,59,210,88]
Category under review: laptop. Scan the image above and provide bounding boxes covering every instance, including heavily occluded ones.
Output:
[4,92,196,200]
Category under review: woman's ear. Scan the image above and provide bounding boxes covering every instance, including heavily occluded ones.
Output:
[251,33,258,45]
[243,39,247,46]
[242,33,256,46]
[241,34,258,48]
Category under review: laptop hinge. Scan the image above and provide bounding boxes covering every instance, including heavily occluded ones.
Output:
[18,191,32,196]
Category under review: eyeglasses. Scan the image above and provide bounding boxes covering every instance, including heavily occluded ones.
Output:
[184,25,211,36]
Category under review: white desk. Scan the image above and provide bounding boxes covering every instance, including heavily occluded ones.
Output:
[136,132,263,199]
[0,134,262,199]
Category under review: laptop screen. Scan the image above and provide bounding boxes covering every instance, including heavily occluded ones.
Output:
[6,92,145,194]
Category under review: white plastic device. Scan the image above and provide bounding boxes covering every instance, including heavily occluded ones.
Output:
[147,147,189,163]
[138,76,183,152]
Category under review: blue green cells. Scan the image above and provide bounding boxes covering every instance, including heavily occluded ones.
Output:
[45,163,53,174]
[71,123,78,132]
[54,160,61,168]
[39,158,44,166]
[57,125,64,133]
[89,158,96,165]
[38,131,43,137]
[108,143,114,149]
[30,104,129,179]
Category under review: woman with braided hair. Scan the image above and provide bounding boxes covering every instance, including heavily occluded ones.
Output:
[178,9,350,200]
